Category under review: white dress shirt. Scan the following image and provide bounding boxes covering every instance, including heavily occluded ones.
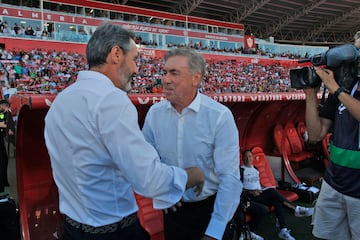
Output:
[142,92,242,239]
[44,70,187,227]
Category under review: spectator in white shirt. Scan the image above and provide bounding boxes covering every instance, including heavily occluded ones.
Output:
[241,150,313,240]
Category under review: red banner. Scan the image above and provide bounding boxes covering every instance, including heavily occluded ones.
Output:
[127,92,313,106]
[244,35,255,49]
[188,31,243,43]
[47,0,244,30]
[0,5,243,43]
[0,6,101,25]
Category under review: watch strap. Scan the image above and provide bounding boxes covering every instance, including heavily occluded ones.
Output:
[334,87,349,98]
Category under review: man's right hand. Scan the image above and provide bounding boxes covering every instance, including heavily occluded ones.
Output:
[185,167,204,196]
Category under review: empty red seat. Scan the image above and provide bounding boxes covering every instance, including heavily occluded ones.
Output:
[273,124,283,155]
[135,193,164,240]
[284,123,314,163]
[275,123,319,183]
[296,121,307,146]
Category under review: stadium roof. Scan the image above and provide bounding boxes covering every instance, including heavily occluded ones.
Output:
[115,0,360,46]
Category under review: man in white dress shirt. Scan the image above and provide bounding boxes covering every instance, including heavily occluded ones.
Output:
[142,47,242,240]
[44,22,204,240]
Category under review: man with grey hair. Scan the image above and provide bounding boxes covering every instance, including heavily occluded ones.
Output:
[44,23,204,240]
[142,48,242,240]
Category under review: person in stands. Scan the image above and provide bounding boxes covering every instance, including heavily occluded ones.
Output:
[241,149,313,240]
[142,47,242,240]
[304,31,360,240]
[44,22,204,240]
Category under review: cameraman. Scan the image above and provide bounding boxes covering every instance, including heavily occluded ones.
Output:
[303,32,360,240]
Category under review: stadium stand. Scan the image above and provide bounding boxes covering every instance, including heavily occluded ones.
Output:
[0,48,298,97]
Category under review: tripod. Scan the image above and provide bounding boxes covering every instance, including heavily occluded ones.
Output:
[239,200,253,240]
[224,196,255,240]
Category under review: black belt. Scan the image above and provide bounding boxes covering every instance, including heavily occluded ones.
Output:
[64,212,138,234]
[180,194,217,208]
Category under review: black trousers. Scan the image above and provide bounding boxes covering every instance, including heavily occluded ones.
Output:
[62,215,150,240]
[0,136,8,192]
[250,188,287,229]
[164,194,216,240]
[0,198,20,240]
[245,201,268,231]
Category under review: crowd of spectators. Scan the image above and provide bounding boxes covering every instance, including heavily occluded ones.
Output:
[135,36,158,47]
[203,60,292,93]
[169,40,304,60]
[0,48,86,94]
[0,20,52,39]
[0,47,297,96]
[1,19,306,60]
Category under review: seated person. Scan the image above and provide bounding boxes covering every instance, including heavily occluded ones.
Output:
[241,149,314,240]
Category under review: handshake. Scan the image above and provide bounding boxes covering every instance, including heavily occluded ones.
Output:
[163,166,204,214]
[185,167,205,196]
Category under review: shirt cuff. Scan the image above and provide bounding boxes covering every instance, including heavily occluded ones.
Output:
[205,217,227,240]
[152,167,187,209]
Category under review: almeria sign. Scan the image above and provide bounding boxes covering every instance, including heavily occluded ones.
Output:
[0,6,244,43]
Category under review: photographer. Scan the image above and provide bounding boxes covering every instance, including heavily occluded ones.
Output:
[303,31,360,240]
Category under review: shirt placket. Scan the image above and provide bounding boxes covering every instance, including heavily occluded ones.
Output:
[177,114,184,168]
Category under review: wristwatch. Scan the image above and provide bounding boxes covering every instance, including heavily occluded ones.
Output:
[333,87,349,99]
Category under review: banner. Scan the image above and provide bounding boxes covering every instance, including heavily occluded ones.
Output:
[244,35,255,49]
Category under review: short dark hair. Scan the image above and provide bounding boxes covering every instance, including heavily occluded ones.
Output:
[242,149,252,156]
[86,22,135,68]
[0,99,9,106]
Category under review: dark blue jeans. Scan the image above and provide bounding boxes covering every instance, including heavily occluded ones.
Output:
[62,216,150,240]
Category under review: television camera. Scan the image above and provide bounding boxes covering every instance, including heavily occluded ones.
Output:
[290,44,359,90]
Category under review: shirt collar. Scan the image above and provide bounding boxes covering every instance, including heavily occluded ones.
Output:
[166,92,201,113]
[77,70,115,87]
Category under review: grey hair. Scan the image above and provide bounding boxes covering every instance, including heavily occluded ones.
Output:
[164,47,206,77]
[86,22,135,68]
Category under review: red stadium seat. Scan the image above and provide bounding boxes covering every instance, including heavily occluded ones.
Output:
[296,121,307,146]
[277,122,320,184]
[135,193,164,240]
[284,122,314,163]
[273,124,283,155]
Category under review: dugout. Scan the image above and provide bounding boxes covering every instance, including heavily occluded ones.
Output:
[14,92,311,239]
